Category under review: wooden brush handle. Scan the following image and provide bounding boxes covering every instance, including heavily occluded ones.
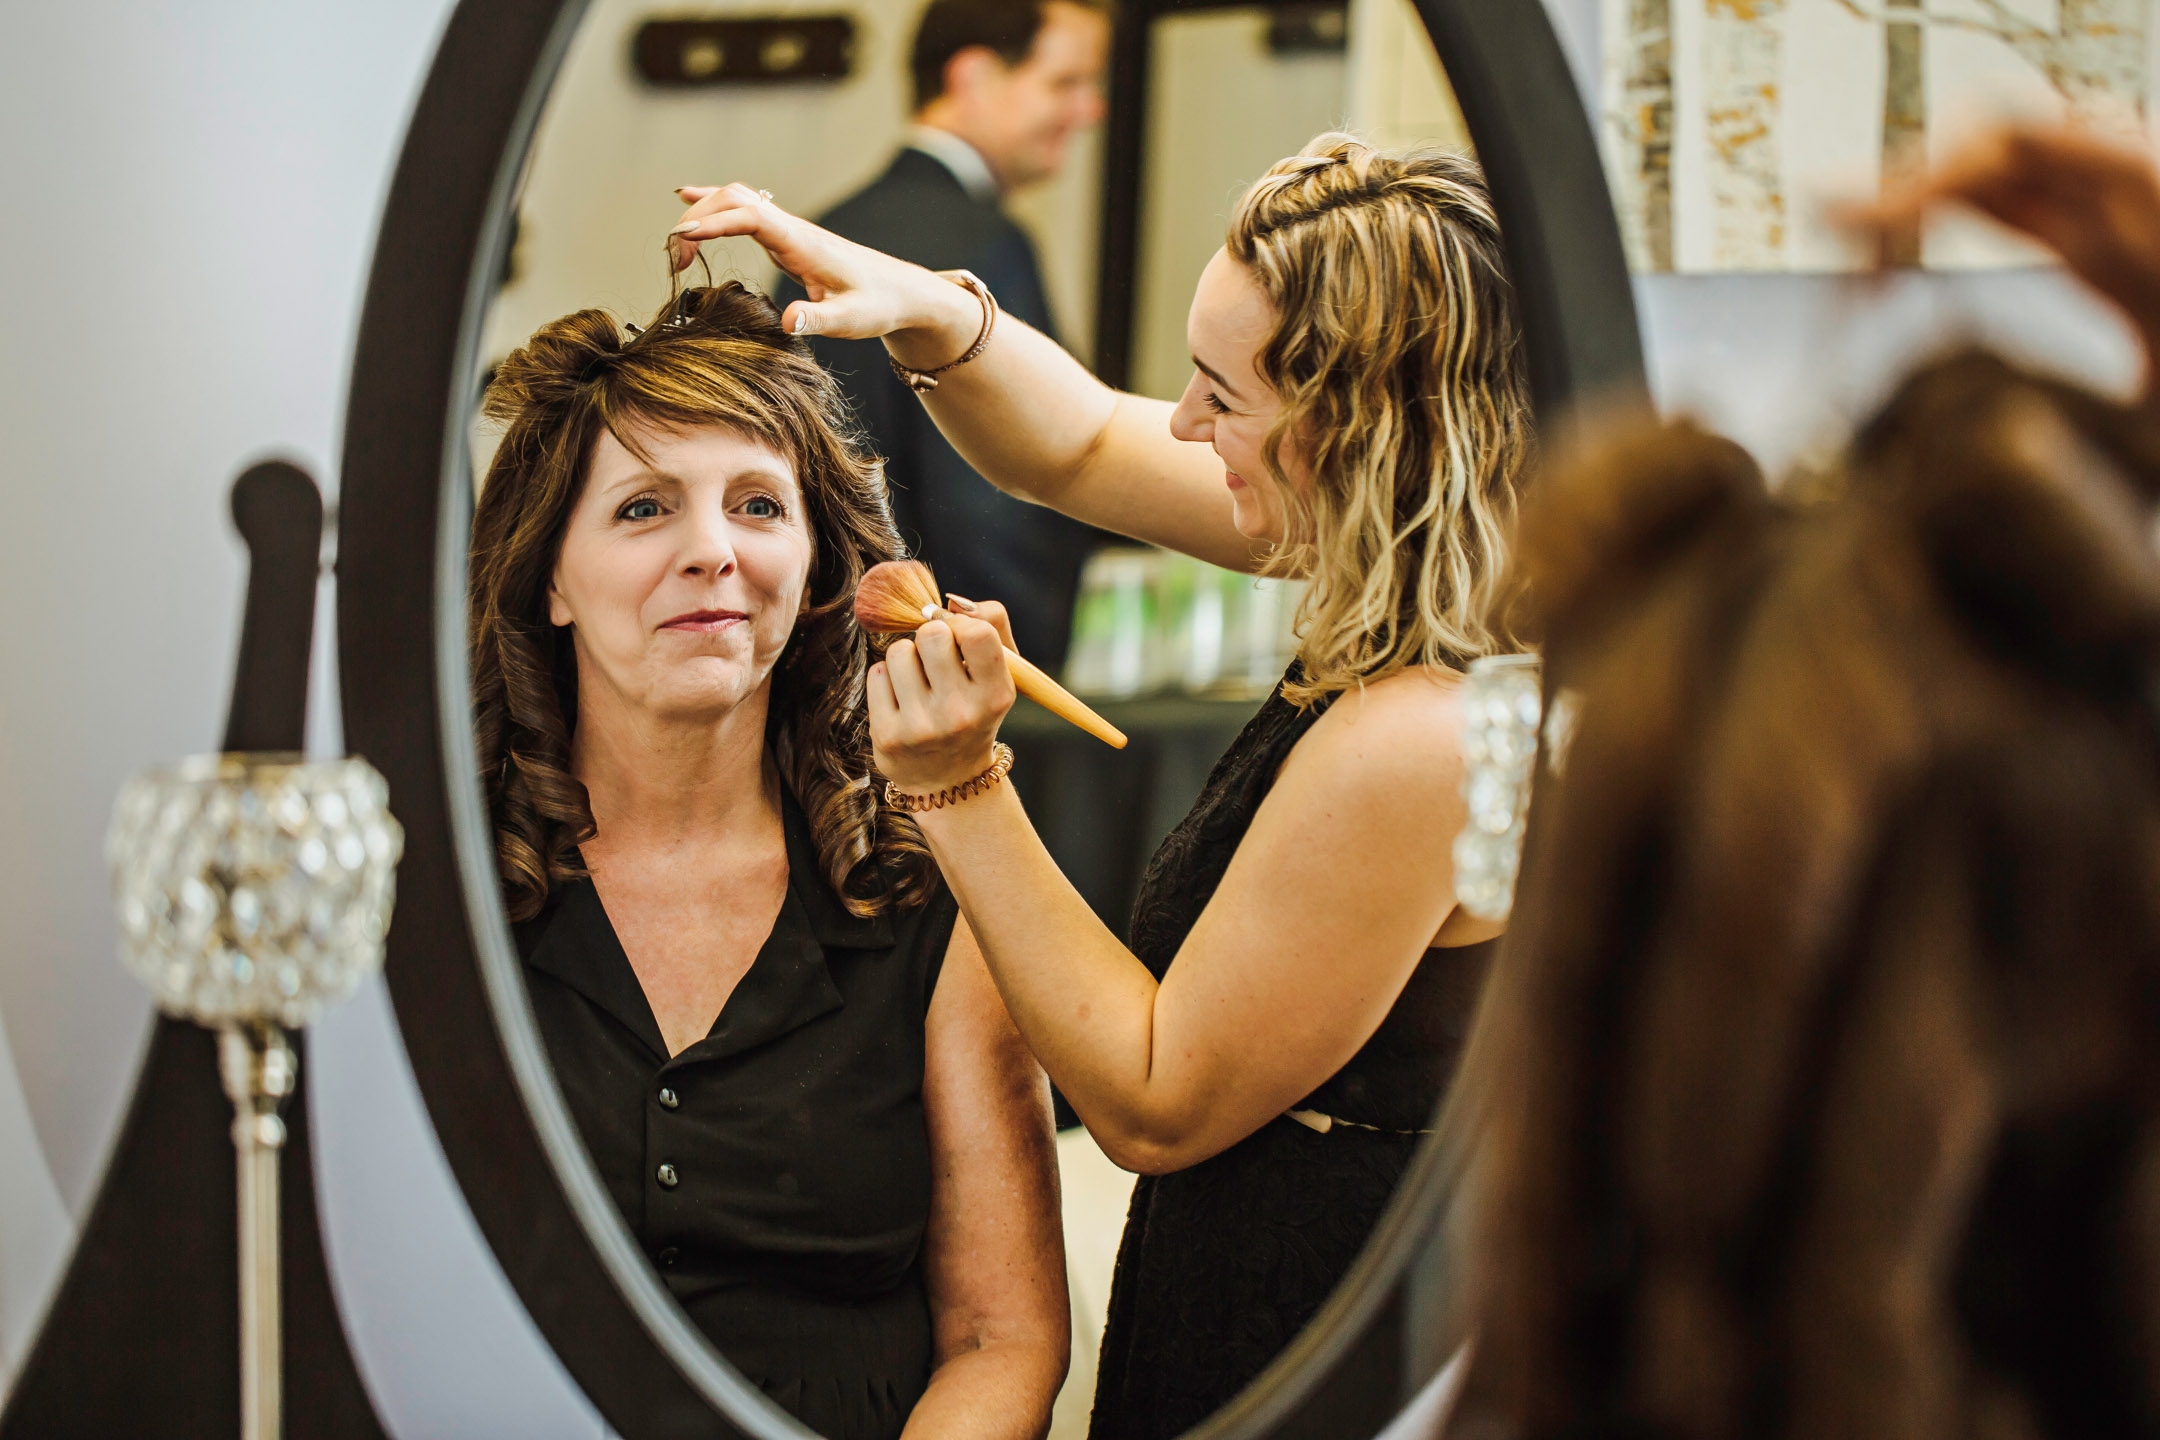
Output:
[1003,649,1128,749]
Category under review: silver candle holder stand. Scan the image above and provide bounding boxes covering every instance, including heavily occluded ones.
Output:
[105,752,402,1440]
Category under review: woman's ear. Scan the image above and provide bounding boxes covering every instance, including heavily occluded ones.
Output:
[547,577,573,628]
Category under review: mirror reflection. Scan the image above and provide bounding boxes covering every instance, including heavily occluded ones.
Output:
[468,0,1497,1435]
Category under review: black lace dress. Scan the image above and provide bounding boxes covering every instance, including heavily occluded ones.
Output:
[1088,669,1497,1440]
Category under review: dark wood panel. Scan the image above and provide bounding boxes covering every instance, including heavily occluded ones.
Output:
[633,17,854,86]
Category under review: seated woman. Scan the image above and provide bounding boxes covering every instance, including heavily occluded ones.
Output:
[466,282,1067,1440]
[1458,350,2160,1440]
[1451,121,2160,1440]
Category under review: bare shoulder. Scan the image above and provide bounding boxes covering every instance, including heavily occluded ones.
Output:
[1278,667,1469,809]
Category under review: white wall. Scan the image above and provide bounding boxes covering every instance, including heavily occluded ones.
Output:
[0,2,600,1431]
[0,0,2145,1435]
[1129,10,1350,401]
[482,0,1102,373]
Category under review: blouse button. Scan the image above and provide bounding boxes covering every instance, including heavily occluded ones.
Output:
[657,1087,680,1110]
[657,1247,679,1268]
[656,1163,679,1189]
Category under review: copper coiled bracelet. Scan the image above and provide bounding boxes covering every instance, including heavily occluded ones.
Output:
[883,742,1015,813]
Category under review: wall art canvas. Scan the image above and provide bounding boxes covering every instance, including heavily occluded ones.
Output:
[1603,0,2159,271]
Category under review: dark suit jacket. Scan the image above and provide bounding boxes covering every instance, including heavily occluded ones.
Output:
[778,147,1097,671]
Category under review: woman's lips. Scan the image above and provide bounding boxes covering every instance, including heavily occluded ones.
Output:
[661,610,747,633]
[1224,470,1247,491]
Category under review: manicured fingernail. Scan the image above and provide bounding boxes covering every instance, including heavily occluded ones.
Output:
[791,313,809,336]
[920,604,938,621]
[944,593,978,614]
[670,220,699,235]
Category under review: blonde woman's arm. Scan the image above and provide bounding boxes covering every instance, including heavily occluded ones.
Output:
[907,918,1070,1440]
[670,184,1264,572]
[872,614,1499,1174]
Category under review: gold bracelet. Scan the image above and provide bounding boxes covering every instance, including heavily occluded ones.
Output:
[883,742,1015,813]
[888,270,998,394]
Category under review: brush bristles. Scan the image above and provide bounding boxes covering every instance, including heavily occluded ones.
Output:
[853,556,1130,749]
[855,559,943,634]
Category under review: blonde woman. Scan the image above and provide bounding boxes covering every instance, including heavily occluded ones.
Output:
[673,136,1528,1438]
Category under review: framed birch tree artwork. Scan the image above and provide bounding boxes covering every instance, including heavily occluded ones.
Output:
[1604,0,2159,271]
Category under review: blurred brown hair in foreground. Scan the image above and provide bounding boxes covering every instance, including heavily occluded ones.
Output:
[1453,350,2160,1440]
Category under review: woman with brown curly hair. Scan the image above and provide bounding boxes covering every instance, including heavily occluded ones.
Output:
[671,136,1529,1437]
[469,282,1066,1440]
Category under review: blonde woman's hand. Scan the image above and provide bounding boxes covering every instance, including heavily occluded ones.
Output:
[868,610,1018,794]
[670,184,981,356]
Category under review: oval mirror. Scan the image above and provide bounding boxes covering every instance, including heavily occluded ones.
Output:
[337,0,1642,1435]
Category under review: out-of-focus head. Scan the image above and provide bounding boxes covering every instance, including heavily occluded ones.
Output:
[910,0,1108,191]
[469,282,932,922]
[1169,134,1531,705]
[1454,352,2160,1440]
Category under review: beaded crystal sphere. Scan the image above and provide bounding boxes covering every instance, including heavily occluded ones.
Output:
[106,754,403,1028]
[1452,655,1543,921]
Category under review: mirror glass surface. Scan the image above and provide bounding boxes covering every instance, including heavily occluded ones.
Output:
[465,1,1478,1434]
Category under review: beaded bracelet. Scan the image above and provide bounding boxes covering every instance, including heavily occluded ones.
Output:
[888,270,998,394]
[883,742,1015,814]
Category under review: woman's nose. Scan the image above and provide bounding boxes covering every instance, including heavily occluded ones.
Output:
[1168,373,1214,443]
[678,505,738,577]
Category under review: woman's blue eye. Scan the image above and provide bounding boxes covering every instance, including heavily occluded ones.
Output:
[621,498,662,520]
[743,495,782,518]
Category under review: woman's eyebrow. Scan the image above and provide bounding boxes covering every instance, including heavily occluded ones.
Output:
[732,466,802,493]
[1192,355,1243,402]
[601,468,678,495]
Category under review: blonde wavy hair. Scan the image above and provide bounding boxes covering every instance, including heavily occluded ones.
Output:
[1228,134,1532,704]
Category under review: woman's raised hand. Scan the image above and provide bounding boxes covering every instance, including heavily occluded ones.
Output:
[868,605,1018,795]
[670,184,970,346]
[1840,125,2160,368]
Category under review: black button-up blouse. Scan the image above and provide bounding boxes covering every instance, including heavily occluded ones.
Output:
[515,791,959,1440]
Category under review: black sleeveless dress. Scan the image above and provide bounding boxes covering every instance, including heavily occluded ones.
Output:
[1088,668,1497,1440]
[515,789,958,1440]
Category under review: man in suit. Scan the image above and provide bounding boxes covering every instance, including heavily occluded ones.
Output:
[780,0,1109,672]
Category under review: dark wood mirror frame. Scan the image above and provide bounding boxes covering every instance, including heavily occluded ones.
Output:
[307,1,1648,1437]
[0,2,1638,1436]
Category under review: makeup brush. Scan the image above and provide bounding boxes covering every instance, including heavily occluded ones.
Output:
[855,560,1129,749]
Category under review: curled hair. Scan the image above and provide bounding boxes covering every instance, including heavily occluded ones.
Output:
[1457,351,2160,1438]
[470,281,935,922]
[1226,134,1532,705]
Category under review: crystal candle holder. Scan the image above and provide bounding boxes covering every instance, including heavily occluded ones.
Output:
[105,752,402,1440]
[1453,655,1543,921]
[107,753,401,1028]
